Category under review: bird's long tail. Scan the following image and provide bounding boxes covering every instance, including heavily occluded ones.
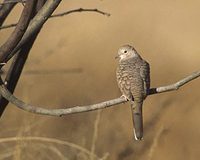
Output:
[131,101,143,140]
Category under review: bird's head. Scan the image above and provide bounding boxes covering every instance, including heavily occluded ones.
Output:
[115,45,140,61]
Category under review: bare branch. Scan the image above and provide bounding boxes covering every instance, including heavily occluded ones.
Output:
[149,70,200,94]
[0,23,16,29]
[0,0,17,26]
[0,0,26,6]
[0,8,110,30]
[0,0,36,62]
[0,0,46,117]
[51,8,110,18]
[0,0,62,64]
[0,71,199,116]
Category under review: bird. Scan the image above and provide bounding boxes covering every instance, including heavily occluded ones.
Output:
[116,45,150,140]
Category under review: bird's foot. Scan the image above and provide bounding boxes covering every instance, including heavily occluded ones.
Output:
[120,95,129,101]
[0,63,6,66]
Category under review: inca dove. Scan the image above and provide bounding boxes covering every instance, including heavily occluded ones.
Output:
[116,45,150,140]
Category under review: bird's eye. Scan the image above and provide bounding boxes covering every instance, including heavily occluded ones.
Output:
[124,50,127,53]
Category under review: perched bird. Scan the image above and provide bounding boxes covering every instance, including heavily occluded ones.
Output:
[116,45,150,140]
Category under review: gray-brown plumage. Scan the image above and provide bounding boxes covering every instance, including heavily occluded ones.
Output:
[116,45,150,140]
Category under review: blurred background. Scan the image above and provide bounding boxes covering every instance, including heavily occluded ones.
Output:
[0,0,200,159]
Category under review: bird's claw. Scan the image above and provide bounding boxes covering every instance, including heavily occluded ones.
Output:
[0,63,6,65]
[120,95,129,101]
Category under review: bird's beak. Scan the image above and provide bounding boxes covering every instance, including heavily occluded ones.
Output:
[115,55,119,59]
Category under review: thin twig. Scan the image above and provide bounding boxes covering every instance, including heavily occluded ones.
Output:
[0,71,199,116]
[0,8,110,30]
[51,8,110,18]
[0,23,16,29]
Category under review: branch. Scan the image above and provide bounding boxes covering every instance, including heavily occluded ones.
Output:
[0,0,26,6]
[0,0,62,64]
[0,0,46,117]
[0,23,16,29]
[0,8,110,30]
[51,8,110,18]
[149,70,200,94]
[0,0,17,26]
[0,0,36,62]
[0,71,199,116]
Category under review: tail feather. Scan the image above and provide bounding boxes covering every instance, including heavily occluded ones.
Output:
[131,101,143,140]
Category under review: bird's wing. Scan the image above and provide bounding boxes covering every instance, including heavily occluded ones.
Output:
[140,60,150,96]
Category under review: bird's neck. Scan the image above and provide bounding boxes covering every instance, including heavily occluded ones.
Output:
[119,57,141,65]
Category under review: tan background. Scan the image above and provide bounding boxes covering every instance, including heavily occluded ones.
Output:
[0,0,200,159]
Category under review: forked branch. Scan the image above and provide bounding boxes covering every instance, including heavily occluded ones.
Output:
[0,0,35,62]
[0,0,62,64]
[0,71,199,116]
